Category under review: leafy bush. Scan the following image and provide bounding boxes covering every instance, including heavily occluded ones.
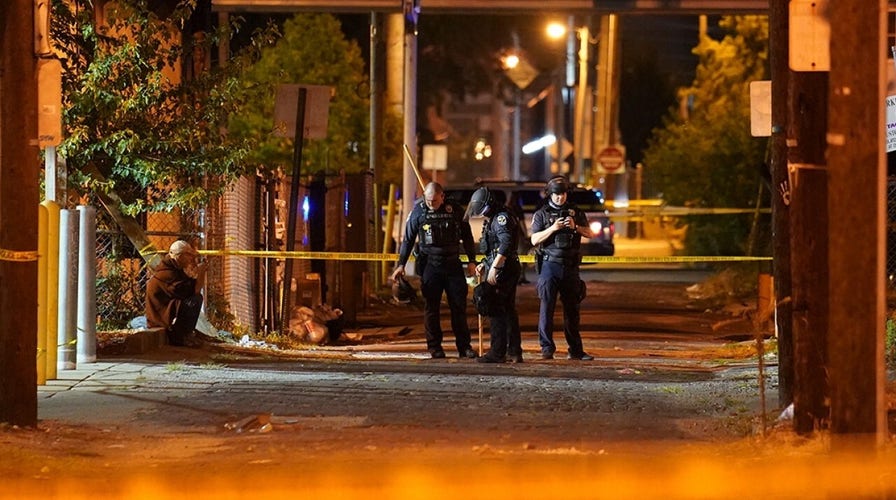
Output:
[96,258,146,330]
[642,16,770,257]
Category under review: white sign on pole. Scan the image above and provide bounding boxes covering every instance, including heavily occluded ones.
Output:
[750,80,771,137]
[887,95,896,153]
[38,58,63,147]
[789,0,830,72]
[887,59,896,153]
[273,84,331,140]
[421,144,448,171]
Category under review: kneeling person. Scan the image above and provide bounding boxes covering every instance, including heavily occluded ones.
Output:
[146,240,207,346]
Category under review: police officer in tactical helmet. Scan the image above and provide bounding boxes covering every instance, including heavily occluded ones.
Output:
[391,182,479,359]
[529,176,594,361]
[466,187,523,363]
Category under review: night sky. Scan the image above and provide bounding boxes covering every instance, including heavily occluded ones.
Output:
[337,13,711,88]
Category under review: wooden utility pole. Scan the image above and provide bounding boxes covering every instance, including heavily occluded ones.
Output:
[370,12,386,289]
[787,11,830,433]
[827,0,887,446]
[0,0,40,426]
[768,0,793,409]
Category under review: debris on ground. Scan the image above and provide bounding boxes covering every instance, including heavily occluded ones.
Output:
[237,334,280,350]
[224,413,274,434]
[291,304,345,345]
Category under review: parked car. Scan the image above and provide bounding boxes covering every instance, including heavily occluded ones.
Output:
[444,180,615,256]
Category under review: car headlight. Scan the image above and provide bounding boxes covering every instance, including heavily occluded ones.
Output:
[589,221,603,233]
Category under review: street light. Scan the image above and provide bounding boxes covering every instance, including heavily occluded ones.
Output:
[501,53,520,70]
[500,46,536,181]
[546,18,591,184]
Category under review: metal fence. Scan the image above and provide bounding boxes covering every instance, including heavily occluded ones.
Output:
[95,205,205,330]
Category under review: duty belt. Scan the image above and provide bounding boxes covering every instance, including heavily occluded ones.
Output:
[542,254,577,266]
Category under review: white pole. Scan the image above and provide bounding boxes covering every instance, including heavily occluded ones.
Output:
[76,205,96,364]
[574,25,590,184]
[45,146,56,202]
[57,209,79,370]
[512,89,521,180]
[401,14,418,275]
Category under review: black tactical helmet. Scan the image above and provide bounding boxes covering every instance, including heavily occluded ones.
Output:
[472,281,505,316]
[546,176,569,195]
[464,187,493,221]
[392,276,416,304]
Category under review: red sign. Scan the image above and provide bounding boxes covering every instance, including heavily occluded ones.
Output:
[598,146,625,173]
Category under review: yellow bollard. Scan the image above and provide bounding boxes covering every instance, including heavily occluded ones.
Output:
[42,200,60,380]
[37,205,48,385]
[382,184,397,283]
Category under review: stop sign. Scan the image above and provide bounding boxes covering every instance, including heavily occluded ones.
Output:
[598,146,626,173]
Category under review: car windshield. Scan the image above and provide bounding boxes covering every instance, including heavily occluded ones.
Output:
[444,186,605,213]
[565,190,605,210]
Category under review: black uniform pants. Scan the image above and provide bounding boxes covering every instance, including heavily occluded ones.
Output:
[484,259,521,358]
[420,256,472,354]
[536,260,585,356]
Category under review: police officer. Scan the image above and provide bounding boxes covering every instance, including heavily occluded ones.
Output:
[530,176,594,360]
[466,187,523,364]
[391,182,479,359]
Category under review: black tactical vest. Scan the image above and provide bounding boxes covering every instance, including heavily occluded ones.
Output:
[419,204,461,255]
[541,204,582,258]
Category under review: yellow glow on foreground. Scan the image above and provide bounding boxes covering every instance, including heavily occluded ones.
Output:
[3,441,896,499]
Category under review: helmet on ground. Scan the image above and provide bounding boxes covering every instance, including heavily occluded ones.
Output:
[392,276,416,304]
[546,176,570,195]
[464,187,494,221]
[472,282,505,316]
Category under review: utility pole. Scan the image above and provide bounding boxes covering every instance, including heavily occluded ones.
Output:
[0,0,40,426]
[370,12,386,288]
[768,0,793,411]
[779,0,842,434]
[400,0,418,250]
[827,0,887,447]
[787,5,830,434]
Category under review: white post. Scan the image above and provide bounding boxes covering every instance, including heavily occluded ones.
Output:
[401,12,418,271]
[573,25,590,184]
[76,205,96,364]
[512,89,521,180]
[45,146,56,202]
[57,209,79,370]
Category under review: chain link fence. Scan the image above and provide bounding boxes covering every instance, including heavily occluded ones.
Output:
[95,204,206,331]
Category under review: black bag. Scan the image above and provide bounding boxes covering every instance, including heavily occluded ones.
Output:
[472,282,505,316]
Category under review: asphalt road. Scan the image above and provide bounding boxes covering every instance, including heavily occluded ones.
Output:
[13,270,896,499]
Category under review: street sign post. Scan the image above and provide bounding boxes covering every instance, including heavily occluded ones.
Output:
[273,84,331,139]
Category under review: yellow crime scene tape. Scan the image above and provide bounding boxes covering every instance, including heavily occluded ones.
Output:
[0,248,38,262]
[198,249,771,264]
